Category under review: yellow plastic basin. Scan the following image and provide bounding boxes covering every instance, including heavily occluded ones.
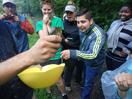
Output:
[18,63,65,89]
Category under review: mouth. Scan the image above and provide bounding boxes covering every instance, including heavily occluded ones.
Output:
[79,28,86,32]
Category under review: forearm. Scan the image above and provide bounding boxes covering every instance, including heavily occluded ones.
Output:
[0,50,33,85]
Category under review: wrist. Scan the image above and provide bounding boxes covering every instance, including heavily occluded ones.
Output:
[16,50,35,69]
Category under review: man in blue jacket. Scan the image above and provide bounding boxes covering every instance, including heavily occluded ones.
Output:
[61,8,106,99]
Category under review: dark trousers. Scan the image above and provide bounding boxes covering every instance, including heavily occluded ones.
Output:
[63,59,83,86]
[106,51,126,70]
[0,77,33,99]
[40,59,61,66]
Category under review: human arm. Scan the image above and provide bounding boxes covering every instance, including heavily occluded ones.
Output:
[115,73,132,99]
[20,18,34,34]
[0,34,62,85]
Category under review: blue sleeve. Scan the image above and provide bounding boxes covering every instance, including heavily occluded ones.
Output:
[76,27,105,60]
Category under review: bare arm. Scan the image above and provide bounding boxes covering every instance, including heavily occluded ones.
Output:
[0,35,62,85]
[0,51,33,85]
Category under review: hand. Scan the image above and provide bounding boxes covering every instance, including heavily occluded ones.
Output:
[115,73,132,91]
[14,15,19,21]
[0,14,7,20]
[119,51,127,57]
[65,39,69,43]
[27,35,62,64]
[43,14,50,24]
[61,50,70,60]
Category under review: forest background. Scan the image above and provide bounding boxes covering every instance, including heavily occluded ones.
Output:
[0,0,132,30]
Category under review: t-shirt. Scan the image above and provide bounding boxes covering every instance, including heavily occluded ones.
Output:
[36,16,64,60]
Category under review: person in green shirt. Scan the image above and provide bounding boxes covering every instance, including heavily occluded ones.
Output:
[36,0,68,99]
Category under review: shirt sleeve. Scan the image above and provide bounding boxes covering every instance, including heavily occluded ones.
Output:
[35,21,43,33]
[70,27,104,60]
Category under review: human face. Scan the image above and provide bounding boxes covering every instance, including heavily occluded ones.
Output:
[66,11,76,21]
[3,3,16,16]
[77,15,92,32]
[119,6,132,21]
[41,4,53,16]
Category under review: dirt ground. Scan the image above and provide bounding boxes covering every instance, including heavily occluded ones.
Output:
[67,75,104,99]
[67,81,82,99]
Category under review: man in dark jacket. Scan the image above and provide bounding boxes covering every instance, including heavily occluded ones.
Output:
[62,4,83,92]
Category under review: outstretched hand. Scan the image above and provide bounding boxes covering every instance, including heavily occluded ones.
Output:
[61,50,70,60]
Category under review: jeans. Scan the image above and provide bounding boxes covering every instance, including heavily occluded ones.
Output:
[81,64,99,99]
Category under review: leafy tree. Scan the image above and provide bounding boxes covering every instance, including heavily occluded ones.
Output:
[78,0,131,30]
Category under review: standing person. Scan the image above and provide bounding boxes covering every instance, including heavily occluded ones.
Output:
[0,0,34,53]
[106,4,132,70]
[0,20,62,85]
[36,0,68,99]
[0,0,34,98]
[0,19,33,99]
[62,3,83,92]
[61,9,105,99]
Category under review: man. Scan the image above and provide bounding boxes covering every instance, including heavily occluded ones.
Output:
[61,9,105,99]
[62,3,83,92]
[1,0,34,53]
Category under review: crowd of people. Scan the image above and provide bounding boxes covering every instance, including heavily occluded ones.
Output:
[0,0,132,99]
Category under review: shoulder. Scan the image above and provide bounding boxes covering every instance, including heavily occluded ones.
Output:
[92,24,104,35]
[52,16,63,22]
[51,16,64,29]
[111,19,120,26]
[36,20,43,24]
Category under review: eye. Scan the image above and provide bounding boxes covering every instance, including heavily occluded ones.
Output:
[48,9,51,11]
[81,20,86,24]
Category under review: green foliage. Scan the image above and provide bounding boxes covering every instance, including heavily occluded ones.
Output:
[28,33,39,48]
[54,0,68,17]
[78,0,131,30]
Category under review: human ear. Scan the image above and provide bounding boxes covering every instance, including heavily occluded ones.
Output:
[89,19,93,25]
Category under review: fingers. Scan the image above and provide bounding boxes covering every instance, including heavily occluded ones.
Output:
[39,29,48,37]
[40,41,60,52]
[61,50,70,60]
[115,73,130,91]
[43,14,49,24]
[43,35,62,43]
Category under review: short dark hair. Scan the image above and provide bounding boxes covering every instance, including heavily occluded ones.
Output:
[76,8,93,20]
[122,4,132,12]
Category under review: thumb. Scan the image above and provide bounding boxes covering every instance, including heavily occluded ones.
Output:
[39,23,48,38]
